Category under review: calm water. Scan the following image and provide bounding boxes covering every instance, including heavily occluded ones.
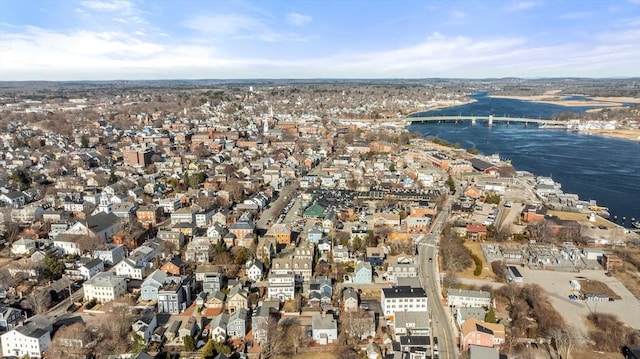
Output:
[409,93,640,226]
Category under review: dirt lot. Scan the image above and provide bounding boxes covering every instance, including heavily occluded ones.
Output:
[578,279,622,300]
[612,268,640,300]
[290,352,338,359]
[518,267,640,331]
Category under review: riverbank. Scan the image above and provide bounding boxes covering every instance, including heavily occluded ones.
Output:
[405,98,477,117]
[487,93,640,108]
[579,128,640,142]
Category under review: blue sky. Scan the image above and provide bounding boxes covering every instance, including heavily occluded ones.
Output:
[0,0,639,80]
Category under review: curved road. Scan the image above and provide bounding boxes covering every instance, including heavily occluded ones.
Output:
[418,198,457,359]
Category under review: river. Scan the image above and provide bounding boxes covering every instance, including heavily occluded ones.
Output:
[408,93,640,227]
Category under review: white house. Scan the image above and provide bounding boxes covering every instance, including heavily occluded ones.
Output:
[115,258,146,280]
[311,313,338,345]
[93,244,125,266]
[11,238,37,256]
[83,272,127,303]
[1,322,51,358]
[381,286,428,317]
[132,313,158,344]
[245,259,265,282]
[267,274,295,302]
[53,234,82,256]
[158,198,181,214]
[78,258,105,280]
[446,289,491,308]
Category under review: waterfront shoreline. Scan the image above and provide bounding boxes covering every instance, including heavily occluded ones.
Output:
[578,128,640,142]
[487,94,640,108]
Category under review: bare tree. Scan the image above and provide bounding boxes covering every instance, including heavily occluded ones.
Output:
[496,283,521,307]
[76,234,104,255]
[530,220,555,243]
[548,325,579,359]
[260,317,294,359]
[48,322,93,359]
[439,236,473,272]
[89,303,135,354]
[442,272,461,290]
[341,310,374,344]
[31,287,52,314]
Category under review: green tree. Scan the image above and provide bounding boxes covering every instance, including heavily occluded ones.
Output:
[234,247,250,265]
[183,335,195,352]
[9,168,32,190]
[183,172,190,189]
[201,340,216,358]
[445,175,456,192]
[215,239,227,253]
[389,163,396,172]
[188,172,206,189]
[485,193,501,204]
[351,236,363,253]
[80,135,89,148]
[213,341,232,356]
[43,253,64,280]
[485,308,497,323]
[108,172,119,185]
[399,210,407,224]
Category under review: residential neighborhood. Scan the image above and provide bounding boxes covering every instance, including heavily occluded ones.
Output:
[0,80,638,359]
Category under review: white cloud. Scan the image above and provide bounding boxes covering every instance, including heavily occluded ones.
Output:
[451,11,467,19]
[80,0,134,12]
[286,12,312,26]
[0,24,638,80]
[556,11,592,20]
[183,13,310,42]
[184,14,265,37]
[505,1,542,12]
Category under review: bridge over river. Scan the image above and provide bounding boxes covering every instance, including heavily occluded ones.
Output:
[406,115,567,127]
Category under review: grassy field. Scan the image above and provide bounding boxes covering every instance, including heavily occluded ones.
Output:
[458,241,496,280]
[613,267,640,300]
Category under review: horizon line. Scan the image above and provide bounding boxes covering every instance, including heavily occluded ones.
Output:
[1,76,639,83]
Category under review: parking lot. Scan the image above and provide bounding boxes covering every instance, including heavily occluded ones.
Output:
[517,267,640,332]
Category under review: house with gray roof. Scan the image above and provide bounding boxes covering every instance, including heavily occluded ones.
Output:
[209,312,229,342]
[227,308,248,339]
[140,269,169,301]
[83,272,127,303]
[0,320,51,358]
[157,277,193,314]
[311,313,337,345]
[353,261,372,284]
[252,305,278,346]
[0,306,22,332]
[456,307,488,330]
[342,287,359,312]
[469,344,500,359]
[394,309,430,336]
[245,258,265,282]
[132,312,158,343]
[447,288,491,308]
[78,258,104,280]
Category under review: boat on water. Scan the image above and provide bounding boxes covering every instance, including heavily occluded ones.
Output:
[633,221,640,229]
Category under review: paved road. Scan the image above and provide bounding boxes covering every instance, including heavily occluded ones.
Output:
[418,198,457,359]
[256,159,330,233]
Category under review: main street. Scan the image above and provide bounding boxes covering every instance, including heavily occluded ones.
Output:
[418,198,457,359]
